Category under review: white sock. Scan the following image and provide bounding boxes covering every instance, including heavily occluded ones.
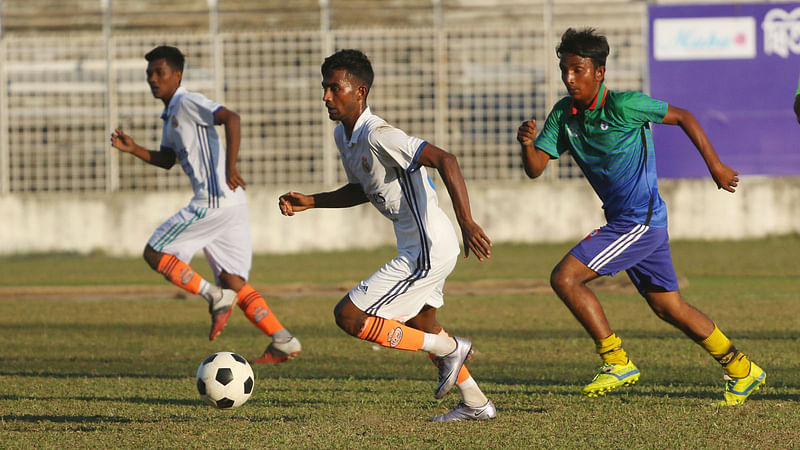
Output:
[457,376,488,407]
[272,328,292,343]
[198,282,219,304]
[421,334,456,357]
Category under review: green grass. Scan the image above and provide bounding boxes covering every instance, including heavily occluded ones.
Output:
[1,237,799,448]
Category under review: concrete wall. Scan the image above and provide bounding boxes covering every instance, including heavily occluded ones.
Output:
[2,176,799,256]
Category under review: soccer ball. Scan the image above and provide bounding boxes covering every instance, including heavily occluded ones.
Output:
[196,352,254,409]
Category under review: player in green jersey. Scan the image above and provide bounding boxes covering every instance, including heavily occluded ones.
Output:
[794,72,800,123]
[517,28,765,406]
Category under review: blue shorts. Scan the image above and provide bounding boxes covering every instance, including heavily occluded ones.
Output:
[570,221,680,294]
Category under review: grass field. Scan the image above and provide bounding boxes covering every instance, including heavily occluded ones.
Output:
[1,237,799,448]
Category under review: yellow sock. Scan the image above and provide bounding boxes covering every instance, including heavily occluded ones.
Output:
[698,325,750,378]
[596,333,628,365]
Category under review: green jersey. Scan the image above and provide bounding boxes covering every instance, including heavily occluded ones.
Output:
[534,84,669,227]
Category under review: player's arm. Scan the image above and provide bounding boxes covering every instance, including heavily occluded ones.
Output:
[110,128,176,169]
[517,119,550,179]
[415,144,492,261]
[279,183,368,216]
[214,107,246,190]
[794,94,800,124]
[661,105,739,193]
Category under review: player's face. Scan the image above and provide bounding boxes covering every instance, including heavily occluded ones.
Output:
[322,69,365,125]
[146,58,182,103]
[559,54,605,109]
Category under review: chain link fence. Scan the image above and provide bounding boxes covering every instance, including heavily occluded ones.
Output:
[0,0,647,193]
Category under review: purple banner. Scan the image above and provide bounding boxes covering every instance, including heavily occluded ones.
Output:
[649,3,800,178]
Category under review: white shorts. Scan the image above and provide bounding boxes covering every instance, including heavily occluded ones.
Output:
[148,203,252,284]
[348,252,458,323]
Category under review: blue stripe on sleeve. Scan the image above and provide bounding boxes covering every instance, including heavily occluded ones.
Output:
[407,141,428,173]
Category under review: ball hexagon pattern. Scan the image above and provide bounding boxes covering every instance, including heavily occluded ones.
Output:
[196,352,254,409]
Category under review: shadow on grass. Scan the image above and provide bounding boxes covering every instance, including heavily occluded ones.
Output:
[0,394,197,406]
[0,370,188,380]
[1,414,135,424]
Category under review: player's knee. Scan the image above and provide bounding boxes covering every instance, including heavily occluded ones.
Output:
[333,296,364,337]
[550,267,573,295]
[142,246,160,271]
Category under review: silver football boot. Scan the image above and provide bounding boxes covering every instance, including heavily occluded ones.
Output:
[431,400,497,422]
[433,336,473,399]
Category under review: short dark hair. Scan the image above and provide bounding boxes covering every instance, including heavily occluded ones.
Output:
[556,28,609,69]
[321,49,374,90]
[145,45,185,72]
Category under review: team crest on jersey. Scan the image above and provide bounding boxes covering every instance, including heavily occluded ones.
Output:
[361,156,371,172]
[387,327,403,348]
[171,116,179,128]
[584,229,599,240]
[600,121,609,130]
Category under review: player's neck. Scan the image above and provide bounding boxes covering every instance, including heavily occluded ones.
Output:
[342,105,368,139]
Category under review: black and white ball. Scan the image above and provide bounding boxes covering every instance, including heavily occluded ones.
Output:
[196,352,254,409]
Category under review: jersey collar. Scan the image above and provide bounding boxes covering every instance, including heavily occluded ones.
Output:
[345,106,372,147]
[160,86,187,120]
[570,83,608,116]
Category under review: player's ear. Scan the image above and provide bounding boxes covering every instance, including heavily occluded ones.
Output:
[356,84,368,101]
[595,64,605,82]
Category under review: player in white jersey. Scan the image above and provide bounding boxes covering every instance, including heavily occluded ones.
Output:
[279,49,496,422]
[110,45,301,363]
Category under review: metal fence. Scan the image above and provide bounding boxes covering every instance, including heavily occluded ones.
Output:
[0,0,647,193]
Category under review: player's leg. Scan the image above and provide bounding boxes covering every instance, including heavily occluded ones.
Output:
[202,204,301,360]
[550,253,613,340]
[406,307,496,422]
[144,206,233,309]
[551,253,639,396]
[554,223,674,396]
[336,254,470,399]
[146,242,232,300]
[215,271,301,363]
[630,241,765,406]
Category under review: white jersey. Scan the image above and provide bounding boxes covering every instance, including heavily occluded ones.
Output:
[159,86,246,209]
[335,108,460,266]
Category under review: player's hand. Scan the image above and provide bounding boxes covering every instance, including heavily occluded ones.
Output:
[226,165,246,191]
[460,220,492,261]
[710,163,739,193]
[517,119,537,148]
[110,128,137,153]
[279,191,314,216]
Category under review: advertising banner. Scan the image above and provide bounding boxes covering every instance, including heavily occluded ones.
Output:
[649,3,800,177]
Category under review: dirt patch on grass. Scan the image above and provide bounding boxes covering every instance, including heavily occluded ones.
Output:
[0,276,687,300]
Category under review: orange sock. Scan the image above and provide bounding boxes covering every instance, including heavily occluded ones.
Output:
[156,254,205,295]
[237,284,285,336]
[357,316,425,351]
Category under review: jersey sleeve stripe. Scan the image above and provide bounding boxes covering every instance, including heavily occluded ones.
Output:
[407,141,428,173]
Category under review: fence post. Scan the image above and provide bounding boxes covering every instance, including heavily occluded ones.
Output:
[542,0,558,180]
[320,0,335,186]
[102,0,119,192]
[432,0,448,150]
[0,0,8,194]
[208,0,224,104]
